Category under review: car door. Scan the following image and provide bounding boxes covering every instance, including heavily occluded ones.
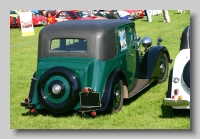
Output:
[117,25,136,90]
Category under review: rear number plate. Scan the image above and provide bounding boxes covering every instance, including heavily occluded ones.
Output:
[79,92,101,107]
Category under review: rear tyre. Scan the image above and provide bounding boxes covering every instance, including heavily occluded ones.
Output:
[110,77,124,113]
[158,53,169,83]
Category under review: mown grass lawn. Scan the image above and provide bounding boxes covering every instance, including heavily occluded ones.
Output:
[10,10,190,129]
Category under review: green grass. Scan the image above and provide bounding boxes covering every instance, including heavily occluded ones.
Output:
[10,10,190,129]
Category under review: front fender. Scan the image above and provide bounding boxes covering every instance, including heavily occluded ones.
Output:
[139,46,170,80]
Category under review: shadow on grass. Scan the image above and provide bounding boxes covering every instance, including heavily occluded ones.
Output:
[123,81,158,106]
[21,106,113,119]
[160,105,190,118]
[21,80,190,119]
[21,109,81,118]
[140,19,148,22]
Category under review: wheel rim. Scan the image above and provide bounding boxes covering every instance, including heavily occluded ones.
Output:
[37,66,80,113]
[159,57,166,79]
[113,83,121,109]
[43,76,70,104]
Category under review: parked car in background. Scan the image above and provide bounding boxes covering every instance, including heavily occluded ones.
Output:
[32,13,47,26]
[46,10,107,25]
[163,26,190,113]
[124,10,145,19]
[20,19,172,116]
[10,16,20,28]
[93,10,145,20]
[45,10,57,17]
[10,12,46,28]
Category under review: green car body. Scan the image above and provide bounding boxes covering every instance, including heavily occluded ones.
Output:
[21,19,171,115]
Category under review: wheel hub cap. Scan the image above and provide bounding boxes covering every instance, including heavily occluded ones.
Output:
[160,63,165,73]
[52,84,61,95]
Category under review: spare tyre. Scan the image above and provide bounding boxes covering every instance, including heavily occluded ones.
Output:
[37,66,80,113]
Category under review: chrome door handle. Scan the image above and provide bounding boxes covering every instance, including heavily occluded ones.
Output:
[129,54,134,56]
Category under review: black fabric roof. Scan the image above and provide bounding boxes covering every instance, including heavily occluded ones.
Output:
[38,19,134,60]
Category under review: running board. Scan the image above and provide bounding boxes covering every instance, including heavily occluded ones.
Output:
[128,79,149,98]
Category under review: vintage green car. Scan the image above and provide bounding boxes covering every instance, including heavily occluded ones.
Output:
[21,19,172,116]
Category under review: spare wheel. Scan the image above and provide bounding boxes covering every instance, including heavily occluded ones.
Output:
[37,66,80,113]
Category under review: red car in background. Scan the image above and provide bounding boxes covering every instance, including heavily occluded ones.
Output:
[47,10,107,25]
[123,10,145,19]
[32,14,47,26]
[10,16,20,28]
[10,13,46,28]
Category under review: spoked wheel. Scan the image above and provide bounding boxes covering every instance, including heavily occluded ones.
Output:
[110,77,124,113]
[158,53,169,83]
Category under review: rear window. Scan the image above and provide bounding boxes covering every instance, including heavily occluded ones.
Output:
[50,38,87,53]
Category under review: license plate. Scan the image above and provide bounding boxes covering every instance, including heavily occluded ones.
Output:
[79,92,101,107]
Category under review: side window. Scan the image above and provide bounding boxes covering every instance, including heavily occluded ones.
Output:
[68,12,77,19]
[118,28,127,51]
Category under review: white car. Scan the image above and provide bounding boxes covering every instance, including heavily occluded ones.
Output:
[163,26,190,112]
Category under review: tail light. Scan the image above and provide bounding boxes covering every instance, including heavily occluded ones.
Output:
[174,89,179,95]
[91,111,96,116]
[171,89,179,99]
[24,98,30,103]
[82,87,92,93]
[178,95,183,100]
[30,109,35,113]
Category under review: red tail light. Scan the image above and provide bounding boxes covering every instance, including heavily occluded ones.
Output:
[91,111,96,116]
[174,89,179,95]
[24,98,30,103]
[30,109,35,113]
[82,87,92,93]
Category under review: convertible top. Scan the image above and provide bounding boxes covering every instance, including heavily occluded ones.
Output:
[38,19,134,60]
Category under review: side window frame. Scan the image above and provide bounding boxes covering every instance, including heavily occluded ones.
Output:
[129,25,137,48]
[117,25,129,51]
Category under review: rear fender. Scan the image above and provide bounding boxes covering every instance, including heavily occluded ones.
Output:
[99,69,126,112]
[28,72,36,102]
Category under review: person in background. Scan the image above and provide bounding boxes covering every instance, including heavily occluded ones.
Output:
[146,10,152,22]
[162,10,170,22]
[177,10,183,14]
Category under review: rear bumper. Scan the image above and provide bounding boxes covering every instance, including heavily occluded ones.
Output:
[163,98,189,106]
[20,101,34,109]
[78,106,102,113]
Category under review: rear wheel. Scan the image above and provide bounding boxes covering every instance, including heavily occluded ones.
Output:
[158,53,169,83]
[110,77,124,113]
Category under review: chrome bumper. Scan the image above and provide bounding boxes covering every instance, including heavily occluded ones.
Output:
[163,98,189,106]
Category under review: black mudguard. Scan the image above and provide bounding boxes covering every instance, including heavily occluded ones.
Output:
[28,72,36,102]
[139,46,170,81]
[99,69,122,112]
